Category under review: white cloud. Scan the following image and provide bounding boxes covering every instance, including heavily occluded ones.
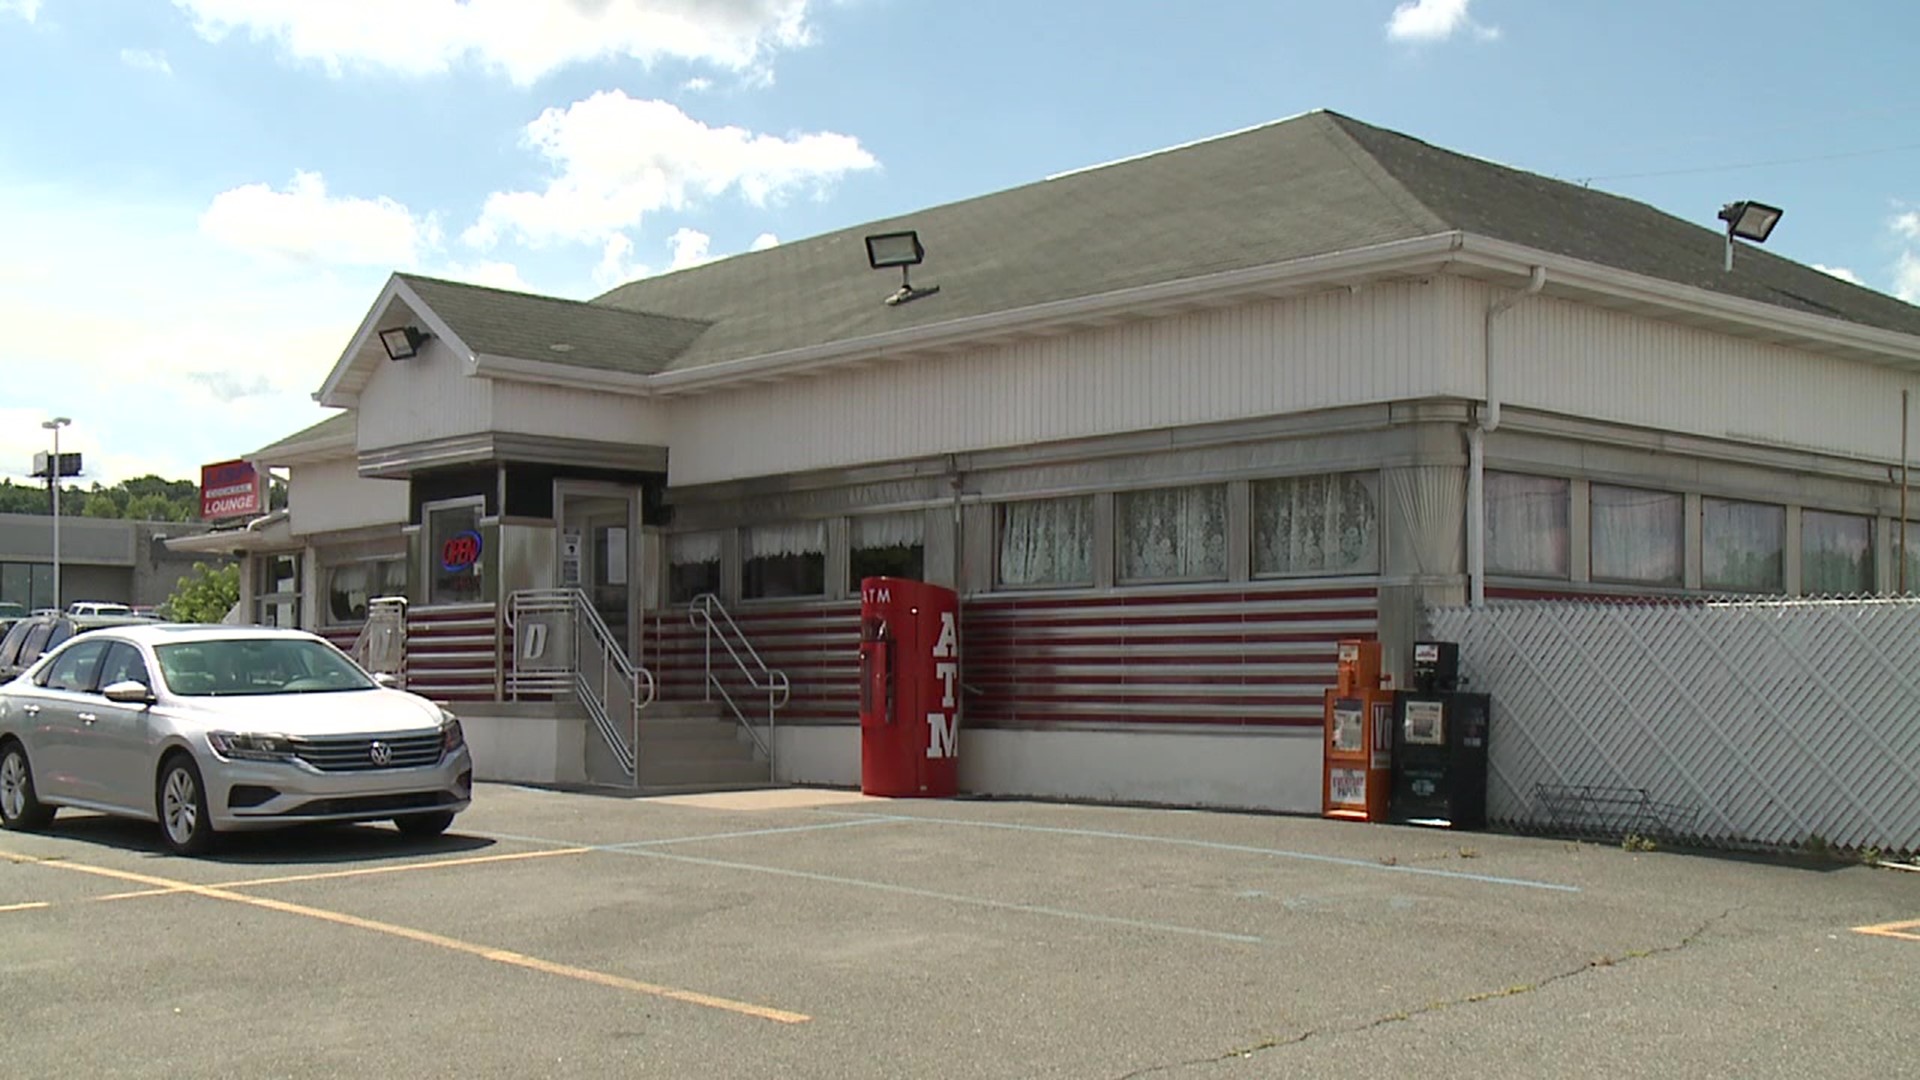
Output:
[1813,264,1863,286]
[1386,0,1499,43]
[0,0,40,22]
[683,76,714,93]
[749,232,779,252]
[1897,252,1920,304]
[201,171,439,267]
[171,0,816,85]
[439,259,534,293]
[464,92,876,250]
[593,234,648,287]
[1894,211,1920,242]
[119,48,174,75]
[666,227,714,272]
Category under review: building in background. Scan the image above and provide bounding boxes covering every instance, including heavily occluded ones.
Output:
[0,513,224,613]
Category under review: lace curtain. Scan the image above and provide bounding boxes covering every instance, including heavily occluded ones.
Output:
[1800,510,1872,596]
[1702,498,1784,592]
[999,496,1094,587]
[1590,484,1682,585]
[1485,472,1568,578]
[668,530,723,566]
[1252,473,1379,576]
[1118,486,1227,581]
[745,522,825,559]
[852,512,924,552]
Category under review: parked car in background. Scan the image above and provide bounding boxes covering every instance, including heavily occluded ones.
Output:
[0,613,160,683]
[0,624,473,854]
[67,601,134,617]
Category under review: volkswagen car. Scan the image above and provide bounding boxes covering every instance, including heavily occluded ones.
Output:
[0,624,472,854]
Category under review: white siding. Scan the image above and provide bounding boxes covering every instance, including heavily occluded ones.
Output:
[289,458,408,537]
[355,339,494,451]
[667,282,1472,486]
[493,381,669,444]
[1492,287,1920,462]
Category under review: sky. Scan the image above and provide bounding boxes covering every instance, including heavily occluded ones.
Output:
[2,0,1918,488]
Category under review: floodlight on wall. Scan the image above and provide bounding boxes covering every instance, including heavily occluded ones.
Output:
[379,325,429,360]
[865,229,940,306]
[1718,200,1783,271]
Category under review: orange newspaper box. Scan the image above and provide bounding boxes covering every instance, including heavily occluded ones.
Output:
[1322,639,1394,822]
[859,577,961,797]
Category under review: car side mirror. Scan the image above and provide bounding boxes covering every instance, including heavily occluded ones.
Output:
[371,672,400,689]
[102,680,157,705]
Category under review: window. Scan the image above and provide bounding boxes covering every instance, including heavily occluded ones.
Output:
[667,532,723,603]
[254,551,303,627]
[1253,472,1379,577]
[1702,497,1785,593]
[1800,511,1872,596]
[97,642,151,690]
[39,639,109,693]
[426,501,485,606]
[998,496,1094,588]
[1591,485,1683,585]
[850,512,925,586]
[1902,521,1920,596]
[1119,485,1227,583]
[1486,472,1569,578]
[326,558,408,624]
[742,522,826,600]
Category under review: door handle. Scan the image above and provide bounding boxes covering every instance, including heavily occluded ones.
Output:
[21,704,38,716]
[78,712,97,724]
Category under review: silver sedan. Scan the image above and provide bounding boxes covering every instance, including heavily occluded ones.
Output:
[0,624,472,854]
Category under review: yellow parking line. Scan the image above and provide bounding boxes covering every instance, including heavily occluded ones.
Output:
[2,850,809,1025]
[1853,918,1920,942]
[0,901,52,914]
[93,846,592,902]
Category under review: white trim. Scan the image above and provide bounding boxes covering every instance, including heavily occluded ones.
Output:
[316,276,479,408]
[471,352,654,394]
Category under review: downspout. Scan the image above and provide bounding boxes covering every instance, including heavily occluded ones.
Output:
[1470,265,1546,607]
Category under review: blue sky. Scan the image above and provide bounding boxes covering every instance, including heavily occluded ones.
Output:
[2,0,1917,486]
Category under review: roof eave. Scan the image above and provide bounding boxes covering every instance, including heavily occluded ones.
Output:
[314,275,480,408]
[470,353,657,395]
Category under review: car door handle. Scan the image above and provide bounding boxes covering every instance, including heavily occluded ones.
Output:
[20,704,38,716]
[78,712,97,724]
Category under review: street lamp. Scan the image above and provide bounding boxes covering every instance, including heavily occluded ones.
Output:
[42,417,70,612]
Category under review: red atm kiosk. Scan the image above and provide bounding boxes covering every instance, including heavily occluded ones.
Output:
[859,577,961,797]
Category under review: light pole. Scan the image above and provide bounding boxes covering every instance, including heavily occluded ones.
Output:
[42,417,70,612]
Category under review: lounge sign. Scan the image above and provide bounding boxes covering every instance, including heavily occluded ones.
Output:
[199,459,264,521]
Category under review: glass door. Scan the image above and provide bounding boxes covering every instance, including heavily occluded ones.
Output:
[557,487,639,658]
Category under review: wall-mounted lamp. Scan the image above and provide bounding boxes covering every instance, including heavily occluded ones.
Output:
[1717,200,1783,272]
[380,325,430,360]
[865,229,940,306]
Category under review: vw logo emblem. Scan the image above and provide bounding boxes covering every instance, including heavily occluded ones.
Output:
[369,741,393,767]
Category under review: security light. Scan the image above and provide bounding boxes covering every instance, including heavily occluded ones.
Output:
[1718,201,1783,271]
[380,325,429,361]
[864,229,940,306]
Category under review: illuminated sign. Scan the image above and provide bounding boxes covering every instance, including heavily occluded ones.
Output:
[199,459,264,521]
[440,529,483,573]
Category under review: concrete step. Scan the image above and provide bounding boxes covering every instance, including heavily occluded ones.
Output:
[638,756,773,788]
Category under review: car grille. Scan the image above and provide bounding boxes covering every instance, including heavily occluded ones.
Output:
[291,732,444,772]
[288,791,460,816]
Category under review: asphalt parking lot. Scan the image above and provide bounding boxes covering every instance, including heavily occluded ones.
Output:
[3,783,1917,1079]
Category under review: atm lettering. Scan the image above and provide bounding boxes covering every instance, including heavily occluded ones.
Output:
[931,612,956,659]
[926,712,958,759]
[936,662,957,708]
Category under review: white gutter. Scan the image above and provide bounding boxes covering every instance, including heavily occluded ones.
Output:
[1469,265,1546,608]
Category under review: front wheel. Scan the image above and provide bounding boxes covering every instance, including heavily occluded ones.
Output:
[394,810,456,838]
[0,740,55,831]
[156,754,216,855]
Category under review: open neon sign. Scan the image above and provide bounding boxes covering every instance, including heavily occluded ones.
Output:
[440,530,483,573]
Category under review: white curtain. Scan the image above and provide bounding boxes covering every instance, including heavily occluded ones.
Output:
[1702,498,1784,592]
[668,530,723,566]
[1485,472,1569,578]
[1800,510,1872,595]
[1252,473,1379,576]
[1591,485,1683,585]
[852,512,924,551]
[1119,486,1226,581]
[999,496,1094,587]
[1905,522,1920,596]
[746,522,824,559]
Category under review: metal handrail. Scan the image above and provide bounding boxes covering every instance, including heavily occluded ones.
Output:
[349,596,408,681]
[688,593,788,778]
[506,589,656,785]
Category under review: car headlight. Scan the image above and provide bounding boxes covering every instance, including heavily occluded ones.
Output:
[208,731,297,762]
[439,710,465,753]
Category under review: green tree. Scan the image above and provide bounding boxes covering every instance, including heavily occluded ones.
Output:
[125,493,185,522]
[163,563,240,624]
[83,491,125,518]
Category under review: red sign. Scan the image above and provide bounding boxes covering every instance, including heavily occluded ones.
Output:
[199,459,264,521]
[440,530,483,572]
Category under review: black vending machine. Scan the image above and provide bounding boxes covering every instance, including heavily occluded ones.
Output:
[1389,641,1491,830]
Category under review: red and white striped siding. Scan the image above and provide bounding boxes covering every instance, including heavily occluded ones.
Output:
[402,603,499,702]
[644,581,1377,729]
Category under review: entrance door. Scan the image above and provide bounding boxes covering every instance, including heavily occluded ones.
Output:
[557,487,640,658]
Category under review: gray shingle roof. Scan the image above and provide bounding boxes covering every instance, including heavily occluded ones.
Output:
[421,111,1916,377]
[251,411,353,460]
[399,273,711,375]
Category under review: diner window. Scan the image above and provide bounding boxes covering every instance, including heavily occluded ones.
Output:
[1702,497,1785,593]
[1252,472,1379,577]
[1800,510,1872,596]
[254,551,302,628]
[742,522,826,599]
[667,531,723,603]
[998,496,1094,588]
[1590,484,1683,586]
[1118,485,1227,583]
[850,512,925,587]
[1486,472,1569,578]
[326,558,409,624]
[1902,521,1920,596]
[426,501,485,605]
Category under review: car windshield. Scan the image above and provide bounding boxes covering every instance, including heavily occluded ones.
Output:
[153,639,377,697]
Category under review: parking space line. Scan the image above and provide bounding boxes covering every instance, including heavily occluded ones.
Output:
[0,901,52,914]
[607,817,897,849]
[817,811,1582,894]
[91,845,593,902]
[481,829,1265,945]
[1853,918,1920,942]
[0,850,810,1024]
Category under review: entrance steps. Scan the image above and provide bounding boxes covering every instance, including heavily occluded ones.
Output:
[583,698,772,792]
